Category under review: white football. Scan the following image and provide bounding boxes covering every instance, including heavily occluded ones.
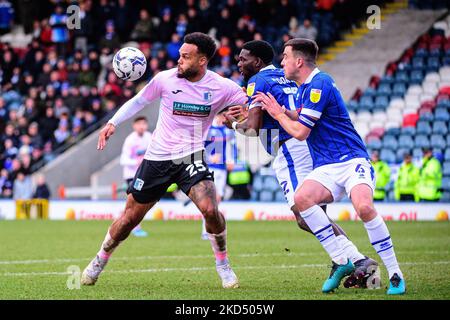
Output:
[112,47,147,81]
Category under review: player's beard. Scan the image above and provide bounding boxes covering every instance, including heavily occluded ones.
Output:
[177,65,200,80]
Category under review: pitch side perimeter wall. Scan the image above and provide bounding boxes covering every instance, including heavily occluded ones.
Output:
[0,200,448,221]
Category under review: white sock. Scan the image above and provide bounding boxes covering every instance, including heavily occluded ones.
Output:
[207,229,228,266]
[97,230,121,261]
[301,205,347,265]
[201,218,207,234]
[336,235,365,264]
[364,215,403,279]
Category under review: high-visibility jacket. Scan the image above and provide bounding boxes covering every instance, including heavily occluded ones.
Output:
[417,157,442,201]
[394,162,420,201]
[372,160,391,200]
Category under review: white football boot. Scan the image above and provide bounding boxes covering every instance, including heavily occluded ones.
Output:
[81,255,109,286]
[216,264,239,289]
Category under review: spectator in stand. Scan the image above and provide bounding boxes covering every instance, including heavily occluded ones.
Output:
[166,33,182,61]
[156,8,175,43]
[13,171,33,200]
[290,18,318,41]
[39,107,59,145]
[49,5,69,57]
[115,0,135,42]
[198,0,213,33]
[99,20,121,51]
[0,168,13,198]
[33,174,51,199]
[73,0,95,55]
[175,13,188,38]
[395,152,420,202]
[130,9,154,42]
[417,148,442,202]
[216,8,234,40]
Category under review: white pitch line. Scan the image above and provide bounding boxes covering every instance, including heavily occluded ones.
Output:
[2,261,450,277]
[0,250,449,266]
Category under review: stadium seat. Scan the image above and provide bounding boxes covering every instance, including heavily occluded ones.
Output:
[401,126,416,136]
[424,72,440,83]
[252,175,264,192]
[359,96,374,110]
[259,190,274,202]
[416,121,432,134]
[442,177,450,191]
[392,83,407,96]
[436,99,450,109]
[407,84,423,95]
[395,71,409,83]
[443,161,450,176]
[374,96,389,110]
[434,108,450,121]
[440,191,450,202]
[377,83,392,96]
[398,135,415,149]
[274,191,286,202]
[382,135,398,150]
[445,148,450,161]
[372,111,387,122]
[415,135,431,149]
[419,112,434,122]
[430,134,447,149]
[410,70,424,84]
[413,147,424,159]
[433,121,448,134]
[389,98,405,109]
[357,111,372,122]
[264,176,281,192]
[380,148,396,163]
[402,113,419,127]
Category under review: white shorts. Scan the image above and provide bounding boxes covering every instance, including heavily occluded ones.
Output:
[272,138,313,208]
[305,157,376,202]
[210,167,227,198]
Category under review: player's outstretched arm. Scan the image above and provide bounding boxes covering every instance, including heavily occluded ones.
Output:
[97,123,116,150]
[254,92,312,141]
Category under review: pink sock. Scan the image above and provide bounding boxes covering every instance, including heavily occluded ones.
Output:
[97,230,120,261]
[207,229,228,265]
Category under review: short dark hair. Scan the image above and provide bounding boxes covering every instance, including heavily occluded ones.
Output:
[284,38,319,67]
[184,32,217,61]
[242,40,274,64]
[134,116,148,123]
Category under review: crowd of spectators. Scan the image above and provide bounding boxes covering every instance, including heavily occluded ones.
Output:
[0,0,373,199]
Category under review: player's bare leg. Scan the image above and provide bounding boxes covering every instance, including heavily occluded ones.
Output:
[189,180,239,288]
[81,194,156,285]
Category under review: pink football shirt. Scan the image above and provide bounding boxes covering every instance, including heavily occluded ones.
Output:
[109,68,247,160]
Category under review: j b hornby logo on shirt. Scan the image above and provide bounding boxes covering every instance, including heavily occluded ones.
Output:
[173,101,211,117]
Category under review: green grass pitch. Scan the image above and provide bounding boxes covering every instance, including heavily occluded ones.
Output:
[0,220,449,300]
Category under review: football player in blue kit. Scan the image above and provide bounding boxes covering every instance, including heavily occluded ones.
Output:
[225,40,379,289]
[256,38,405,295]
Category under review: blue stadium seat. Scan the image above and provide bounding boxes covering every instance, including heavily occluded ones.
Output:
[377,83,392,96]
[359,96,374,110]
[250,190,259,201]
[363,87,377,97]
[445,148,450,161]
[274,191,286,202]
[415,135,430,149]
[392,83,407,96]
[385,127,401,136]
[375,96,389,109]
[415,48,428,58]
[442,177,450,191]
[432,121,448,135]
[436,99,450,110]
[440,192,450,202]
[429,48,442,57]
[380,148,396,163]
[412,57,425,69]
[252,175,264,192]
[395,71,409,82]
[410,70,424,84]
[419,112,434,122]
[367,139,382,150]
[443,161,450,176]
[427,57,440,69]
[434,108,450,121]
[416,121,432,135]
[430,134,447,149]
[382,135,398,150]
[379,75,395,85]
[264,176,281,192]
[398,135,415,149]
[347,100,359,112]
[259,190,274,202]
[446,135,450,147]
[401,127,416,136]
[413,147,424,159]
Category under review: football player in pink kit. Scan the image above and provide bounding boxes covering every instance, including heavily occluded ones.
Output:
[81,33,247,289]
